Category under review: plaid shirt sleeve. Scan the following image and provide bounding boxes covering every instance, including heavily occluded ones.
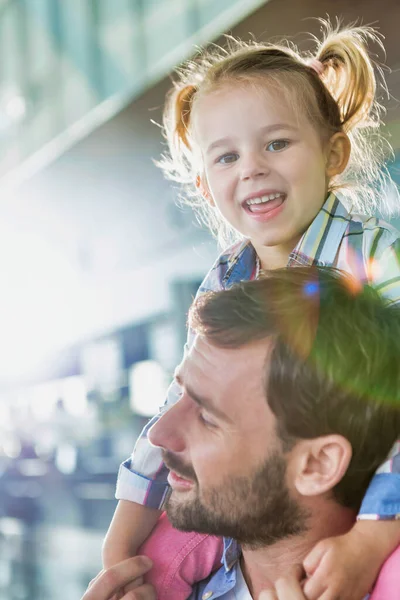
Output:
[115,250,232,507]
[115,376,182,507]
[358,237,400,519]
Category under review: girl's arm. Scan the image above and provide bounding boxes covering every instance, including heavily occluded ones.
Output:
[302,440,400,600]
[101,247,240,588]
[303,520,400,600]
[102,501,161,568]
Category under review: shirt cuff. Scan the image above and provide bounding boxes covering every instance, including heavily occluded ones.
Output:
[358,473,400,519]
[115,459,170,510]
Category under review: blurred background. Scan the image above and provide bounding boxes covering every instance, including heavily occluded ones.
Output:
[0,0,398,598]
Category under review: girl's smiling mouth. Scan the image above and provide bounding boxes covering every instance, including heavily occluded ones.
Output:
[242,192,286,219]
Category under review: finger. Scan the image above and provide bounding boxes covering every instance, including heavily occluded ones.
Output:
[302,571,328,600]
[303,543,326,577]
[319,591,340,600]
[123,583,156,600]
[87,570,105,589]
[82,557,153,600]
[259,590,278,600]
[275,573,306,600]
[124,577,144,592]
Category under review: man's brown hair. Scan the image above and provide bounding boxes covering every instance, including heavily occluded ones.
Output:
[189,267,400,510]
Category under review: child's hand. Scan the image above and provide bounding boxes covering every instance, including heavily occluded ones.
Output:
[82,556,154,600]
[302,530,380,600]
[259,565,306,599]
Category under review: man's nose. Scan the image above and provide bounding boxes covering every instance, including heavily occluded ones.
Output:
[240,152,270,181]
[148,399,187,454]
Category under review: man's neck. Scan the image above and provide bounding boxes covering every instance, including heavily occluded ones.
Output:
[240,503,355,598]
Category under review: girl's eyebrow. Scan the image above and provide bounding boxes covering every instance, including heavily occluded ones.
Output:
[206,123,298,154]
[206,136,232,154]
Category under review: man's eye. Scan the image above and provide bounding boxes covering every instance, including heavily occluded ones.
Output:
[174,384,184,398]
[199,413,216,428]
[217,153,239,164]
[266,139,289,152]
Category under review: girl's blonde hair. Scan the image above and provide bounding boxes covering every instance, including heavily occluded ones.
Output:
[159,20,395,246]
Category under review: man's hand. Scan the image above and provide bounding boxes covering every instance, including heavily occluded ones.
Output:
[302,530,379,600]
[82,556,155,600]
[259,566,306,599]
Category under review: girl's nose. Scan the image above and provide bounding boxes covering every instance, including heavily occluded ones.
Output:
[148,399,187,454]
[240,153,270,181]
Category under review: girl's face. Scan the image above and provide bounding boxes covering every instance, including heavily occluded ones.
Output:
[194,84,333,262]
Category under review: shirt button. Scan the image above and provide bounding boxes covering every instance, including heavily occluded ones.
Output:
[202,592,213,600]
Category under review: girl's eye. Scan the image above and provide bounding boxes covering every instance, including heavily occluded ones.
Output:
[217,152,239,164]
[266,139,289,152]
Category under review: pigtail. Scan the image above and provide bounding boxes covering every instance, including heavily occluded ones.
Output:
[172,84,197,150]
[160,82,198,187]
[315,22,383,131]
[312,21,397,216]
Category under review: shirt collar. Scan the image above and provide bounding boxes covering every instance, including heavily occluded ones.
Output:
[222,537,240,572]
[289,193,351,267]
[222,240,257,288]
[222,193,351,288]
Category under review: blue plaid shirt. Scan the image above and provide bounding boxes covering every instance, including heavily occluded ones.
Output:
[117,193,400,518]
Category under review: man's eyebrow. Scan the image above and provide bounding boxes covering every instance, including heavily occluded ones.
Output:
[174,373,230,422]
[206,123,298,154]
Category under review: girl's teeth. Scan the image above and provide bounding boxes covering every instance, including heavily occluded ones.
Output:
[246,193,282,206]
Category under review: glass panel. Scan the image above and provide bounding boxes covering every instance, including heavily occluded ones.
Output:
[1,2,20,88]
[0,0,23,167]
[21,0,57,156]
[196,0,237,28]
[145,0,189,68]
[59,0,97,126]
[98,0,146,96]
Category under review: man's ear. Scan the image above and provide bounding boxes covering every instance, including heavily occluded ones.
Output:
[325,132,351,178]
[292,435,352,497]
[196,174,215,206]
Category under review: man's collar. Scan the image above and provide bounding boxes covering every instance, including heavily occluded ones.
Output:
[222,537,240,572]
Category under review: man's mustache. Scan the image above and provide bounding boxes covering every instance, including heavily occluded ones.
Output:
[162,450,198,483]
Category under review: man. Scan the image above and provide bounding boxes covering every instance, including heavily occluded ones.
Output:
[84,267,400,599]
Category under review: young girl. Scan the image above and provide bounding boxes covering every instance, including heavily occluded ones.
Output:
[103,21,400,600]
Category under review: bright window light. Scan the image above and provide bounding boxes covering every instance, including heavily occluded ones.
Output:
[81,338,122,395]
[129,360,169,417]
[61,376,88,416]
[0,226,82,382]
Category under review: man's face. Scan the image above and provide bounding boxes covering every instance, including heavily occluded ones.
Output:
[148,336,308,546]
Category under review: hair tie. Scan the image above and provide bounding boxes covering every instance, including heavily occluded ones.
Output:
[307,58,325,76]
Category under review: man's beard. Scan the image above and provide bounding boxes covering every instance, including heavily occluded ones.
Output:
[163,449,310,549]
